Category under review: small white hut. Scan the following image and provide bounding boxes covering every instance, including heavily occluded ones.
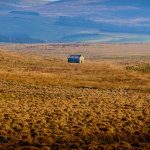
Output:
[68,54,84,64]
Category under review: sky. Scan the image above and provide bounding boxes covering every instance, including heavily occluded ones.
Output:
[0,0,150,43]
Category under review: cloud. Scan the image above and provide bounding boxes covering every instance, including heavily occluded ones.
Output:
[46,0,61,1]
[93,17,150,27]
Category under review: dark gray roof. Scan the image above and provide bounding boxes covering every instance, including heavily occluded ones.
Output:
[69,54,82,57]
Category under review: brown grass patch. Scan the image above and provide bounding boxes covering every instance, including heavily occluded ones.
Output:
[0,46,150,149]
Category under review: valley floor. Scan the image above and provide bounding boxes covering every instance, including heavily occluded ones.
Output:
[0,44,150,149]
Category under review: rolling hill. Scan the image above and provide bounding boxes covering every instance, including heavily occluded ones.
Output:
[0,45,150,149]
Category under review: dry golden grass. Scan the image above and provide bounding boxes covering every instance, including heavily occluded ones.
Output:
[0,43,150,61]
[0,45,150,150]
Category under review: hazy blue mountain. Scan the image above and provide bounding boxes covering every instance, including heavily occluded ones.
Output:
[10,11,40,16]
[0,0,150,43]
[0,34,44,43]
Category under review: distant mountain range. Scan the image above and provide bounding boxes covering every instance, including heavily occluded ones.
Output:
[0,0,150,43]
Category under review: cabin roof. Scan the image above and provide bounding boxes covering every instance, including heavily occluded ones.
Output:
[69,54,83,57]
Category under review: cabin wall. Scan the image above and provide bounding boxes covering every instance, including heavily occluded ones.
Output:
[80,57,84,63]
[68,56,84,64]
[68,58,80,63]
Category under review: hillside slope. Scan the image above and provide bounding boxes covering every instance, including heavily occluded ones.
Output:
[0,49,150,149]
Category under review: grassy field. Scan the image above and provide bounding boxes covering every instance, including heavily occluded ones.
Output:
[0,44,150,150]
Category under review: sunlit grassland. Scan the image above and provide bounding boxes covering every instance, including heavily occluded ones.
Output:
[0,47,150,150]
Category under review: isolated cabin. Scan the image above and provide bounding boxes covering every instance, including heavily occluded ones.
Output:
[68,54,84,64]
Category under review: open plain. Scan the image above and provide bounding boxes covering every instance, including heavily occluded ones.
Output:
[0,43,150,150]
